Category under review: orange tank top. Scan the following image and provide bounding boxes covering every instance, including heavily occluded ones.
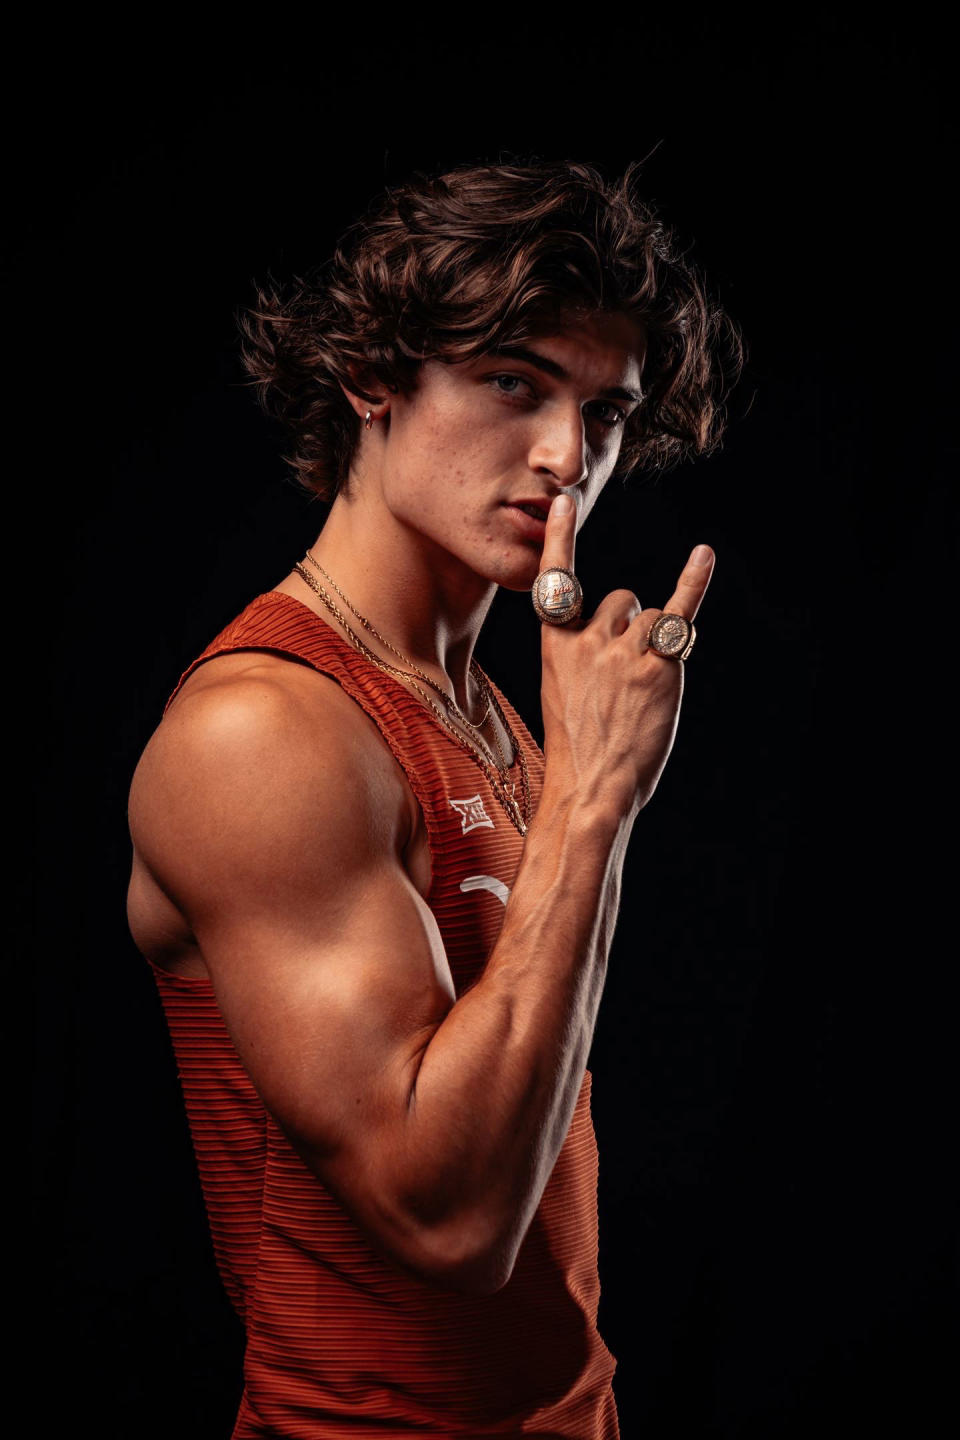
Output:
[149,589,619,1439]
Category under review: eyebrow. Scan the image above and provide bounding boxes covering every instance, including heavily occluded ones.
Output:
[488,344,644,405]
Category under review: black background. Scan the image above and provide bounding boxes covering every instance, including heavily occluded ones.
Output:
[23,17,955,1439]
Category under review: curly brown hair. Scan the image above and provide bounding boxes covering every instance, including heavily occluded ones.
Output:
[236,158,744,503]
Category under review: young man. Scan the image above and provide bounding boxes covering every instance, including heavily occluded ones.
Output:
[126,160,740,1438]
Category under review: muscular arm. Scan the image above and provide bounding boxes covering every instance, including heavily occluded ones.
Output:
[129,663,627,1296]
[129,511,713,1297]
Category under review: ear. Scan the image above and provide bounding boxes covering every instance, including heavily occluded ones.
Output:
[339,382,390,427]
[338,363,390,423]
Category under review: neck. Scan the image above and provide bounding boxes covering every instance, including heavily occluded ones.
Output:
[283,486,498,715]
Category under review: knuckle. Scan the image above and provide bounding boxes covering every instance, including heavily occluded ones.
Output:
[595,588,642,624]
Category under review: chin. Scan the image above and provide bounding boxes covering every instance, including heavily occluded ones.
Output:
[485,548,542,592]
[499,571,539,594]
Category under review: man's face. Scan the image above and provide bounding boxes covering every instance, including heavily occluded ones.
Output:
[373,308,646,593]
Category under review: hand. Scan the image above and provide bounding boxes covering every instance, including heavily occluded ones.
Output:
[536,494,715,819]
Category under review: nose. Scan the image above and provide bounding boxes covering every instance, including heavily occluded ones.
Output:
[528,403,589,490]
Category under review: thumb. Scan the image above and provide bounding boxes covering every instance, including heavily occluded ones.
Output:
[538,493,577,575]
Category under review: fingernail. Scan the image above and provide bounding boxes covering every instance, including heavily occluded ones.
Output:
[692,544,712,566]
[554,494,573,516]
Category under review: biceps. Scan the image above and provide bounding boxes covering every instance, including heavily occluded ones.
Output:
[196,860,456,1164]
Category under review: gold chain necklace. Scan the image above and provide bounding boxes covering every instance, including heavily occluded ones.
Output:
[292,560,530,836]
[300,553,505,776]
[303,549,493,733]
[295,557,512,781]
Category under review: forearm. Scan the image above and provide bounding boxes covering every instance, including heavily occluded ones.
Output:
[395,781,634,1287]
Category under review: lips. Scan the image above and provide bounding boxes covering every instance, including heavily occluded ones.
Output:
[502,500,550,543]
[506,499,552,521]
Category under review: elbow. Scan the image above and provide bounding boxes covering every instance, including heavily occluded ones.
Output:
[435,1240,516,1297]
[423,1244,515,1297]
[298,1148,519,1296]
[398,1213,519,1297]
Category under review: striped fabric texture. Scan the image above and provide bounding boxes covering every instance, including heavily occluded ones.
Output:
[150,590,619,1437]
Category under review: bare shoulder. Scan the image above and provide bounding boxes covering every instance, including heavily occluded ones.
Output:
[128,651,418,921]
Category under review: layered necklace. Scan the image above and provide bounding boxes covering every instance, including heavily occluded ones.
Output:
[293,551,530,836]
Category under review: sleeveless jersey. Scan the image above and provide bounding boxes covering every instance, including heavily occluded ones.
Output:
[149,589,619,1438]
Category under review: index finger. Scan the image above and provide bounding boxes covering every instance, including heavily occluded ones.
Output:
[538,494,577,574]
[661,544,715,623]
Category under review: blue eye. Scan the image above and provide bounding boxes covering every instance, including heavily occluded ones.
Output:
[489,373,533,398]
